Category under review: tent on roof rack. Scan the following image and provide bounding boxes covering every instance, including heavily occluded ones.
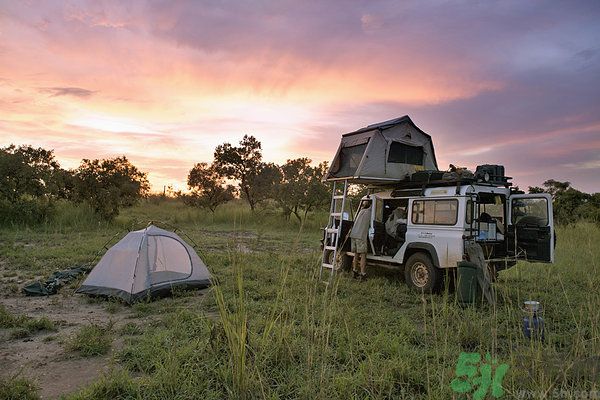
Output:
[325,115,438,184]
[76,225,211,303]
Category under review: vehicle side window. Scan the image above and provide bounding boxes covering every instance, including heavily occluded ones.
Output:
[512,197,549,225]
[466,199,473,224]
[412,199,458,225]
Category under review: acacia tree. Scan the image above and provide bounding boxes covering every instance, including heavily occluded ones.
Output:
[213,135,278,211]
[275,158,329,222]
[73,156,149,220]
[185,162,236,212]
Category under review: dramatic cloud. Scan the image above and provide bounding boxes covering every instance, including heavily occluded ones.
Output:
[40,87,96,98]
[0,0,599,191]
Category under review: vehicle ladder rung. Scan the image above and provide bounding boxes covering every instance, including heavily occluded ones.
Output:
[324,246,337,251]
[330,212,342,217]
[333,195,345,200]
[326,228,339,234]
[321,263,334,269]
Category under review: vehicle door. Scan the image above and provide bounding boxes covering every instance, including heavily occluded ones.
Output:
[507,194,554,263]
[401,197,463,268]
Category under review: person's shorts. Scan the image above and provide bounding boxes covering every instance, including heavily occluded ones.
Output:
[351,238,368,254]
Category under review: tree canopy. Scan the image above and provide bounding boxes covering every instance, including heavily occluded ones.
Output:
[73,156,150,220]
[0,145,69,223]
[185,162,236,212]
[275,158,329,222]
[528,179,599,225]
[213,135,267,211]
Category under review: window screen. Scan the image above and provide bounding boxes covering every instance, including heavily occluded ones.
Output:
[388,142,424,165]
[333,143,368,177]
[147,236,192,275]
[412,199,458,225]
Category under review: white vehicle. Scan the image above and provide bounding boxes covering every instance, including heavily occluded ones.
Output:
[322,178,554,292]
[320,116,555,291]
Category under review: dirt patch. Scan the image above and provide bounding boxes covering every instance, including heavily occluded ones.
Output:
[0,294,146,399]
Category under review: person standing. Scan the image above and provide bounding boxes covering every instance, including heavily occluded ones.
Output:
[350,199,371,280]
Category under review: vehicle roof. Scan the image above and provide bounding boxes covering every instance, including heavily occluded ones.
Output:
[366,184,510,200]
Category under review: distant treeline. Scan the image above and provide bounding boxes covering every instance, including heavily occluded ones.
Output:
[0,136,331,225]
[2,139,598,226]
[180,135,330,222]
[0,144,150,224]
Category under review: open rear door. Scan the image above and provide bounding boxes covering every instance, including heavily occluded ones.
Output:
[507,194,554,263]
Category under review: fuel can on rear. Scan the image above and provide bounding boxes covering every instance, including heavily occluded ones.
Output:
[522,301,545,340]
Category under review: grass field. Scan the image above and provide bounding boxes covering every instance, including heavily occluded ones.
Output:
[0,199,599,399]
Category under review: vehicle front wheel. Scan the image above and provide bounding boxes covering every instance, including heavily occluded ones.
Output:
[404,252,442,293]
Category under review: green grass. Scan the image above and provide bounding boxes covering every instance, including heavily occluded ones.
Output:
[0,376,39,400]
[0,304,56,339]
[2,199,599,398]
[65,369,138,400]
[67,323,113,357]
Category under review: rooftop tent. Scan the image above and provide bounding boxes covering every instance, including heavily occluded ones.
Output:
[76,225,211,303]
[325,116,438,184]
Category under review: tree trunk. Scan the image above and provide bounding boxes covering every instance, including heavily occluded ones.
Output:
[293,210,302,223]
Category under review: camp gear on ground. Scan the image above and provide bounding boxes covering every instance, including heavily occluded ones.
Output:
[325,116,438,184]
[76,225,211,303]
[522,301,545,340]
[463,242,496,305]
[456,261,481,305]
[23,266,88,296]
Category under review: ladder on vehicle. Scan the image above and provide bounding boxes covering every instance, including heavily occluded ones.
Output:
[320,179,349,283]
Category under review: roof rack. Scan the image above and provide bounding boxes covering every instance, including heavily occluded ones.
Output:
[388,176,512,197]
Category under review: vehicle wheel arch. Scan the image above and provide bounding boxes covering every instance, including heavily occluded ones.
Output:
[403,243,440,268]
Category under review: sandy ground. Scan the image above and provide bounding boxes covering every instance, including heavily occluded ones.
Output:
[0,293,143,399]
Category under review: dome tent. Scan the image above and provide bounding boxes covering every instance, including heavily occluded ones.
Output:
[325,115,438,184]
[76,225,211,303]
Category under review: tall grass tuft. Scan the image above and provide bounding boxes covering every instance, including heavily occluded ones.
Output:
[212,254,250,398]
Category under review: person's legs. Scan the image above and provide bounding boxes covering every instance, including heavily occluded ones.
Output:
[359,253,367,276]
[351,239,360,277]
[352,254,359,273]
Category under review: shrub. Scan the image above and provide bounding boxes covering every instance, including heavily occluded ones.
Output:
[72,156,149,221]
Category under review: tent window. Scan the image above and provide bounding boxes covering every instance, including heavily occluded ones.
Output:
[334,143,368,177]
[388,142,424,165]
[147,236,192,283]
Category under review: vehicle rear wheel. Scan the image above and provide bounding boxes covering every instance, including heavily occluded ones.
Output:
[404,252,442,293]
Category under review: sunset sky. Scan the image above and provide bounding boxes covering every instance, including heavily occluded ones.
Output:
[1,1,599,192]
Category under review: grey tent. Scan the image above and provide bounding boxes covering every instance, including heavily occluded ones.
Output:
[325,115,438,184]
[76,225,211,303]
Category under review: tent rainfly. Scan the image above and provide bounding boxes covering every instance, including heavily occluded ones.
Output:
[325,115,438,184]
[76,225,211,303]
